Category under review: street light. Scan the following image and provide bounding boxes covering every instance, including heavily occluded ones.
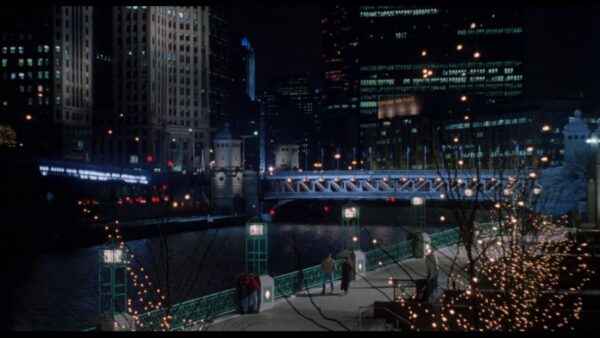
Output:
[342,202,360,251]
[98,239,128,315]
[411,195,426,228]
[334,153,341,170]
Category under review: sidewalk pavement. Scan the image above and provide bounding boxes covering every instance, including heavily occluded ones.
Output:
[203,245,467,331]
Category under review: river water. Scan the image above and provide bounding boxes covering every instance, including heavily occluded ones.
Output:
[4,221,449,331]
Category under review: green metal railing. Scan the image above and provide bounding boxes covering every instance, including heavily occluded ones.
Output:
[135,288,238,331]
[273,259,344,300]
[365,240,413,271]
[86,222,500,331]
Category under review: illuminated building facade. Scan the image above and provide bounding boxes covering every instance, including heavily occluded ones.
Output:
[96,6,211,173]
[0,6,94,160]
[358,6,525,168]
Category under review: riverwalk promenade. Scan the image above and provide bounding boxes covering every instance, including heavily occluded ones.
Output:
[202,245,464,331]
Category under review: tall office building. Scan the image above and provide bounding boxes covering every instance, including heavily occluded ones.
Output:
[227,36,259,170]
[260,74,321,168]
[0,6,94,160]
[358,6,524,168]
[240,36,256,101]
[208,7,231,138]
[96,6,211,173]
[321,5,360,157]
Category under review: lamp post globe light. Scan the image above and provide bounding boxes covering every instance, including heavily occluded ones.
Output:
[341,202,360,251]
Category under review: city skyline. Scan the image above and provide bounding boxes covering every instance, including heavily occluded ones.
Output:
[1,5,600,332]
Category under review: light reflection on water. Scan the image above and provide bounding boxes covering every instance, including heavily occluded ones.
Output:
[8,222,447,331]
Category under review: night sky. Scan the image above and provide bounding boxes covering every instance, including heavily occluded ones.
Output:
[228,5,600,103]
[226,5,323,91]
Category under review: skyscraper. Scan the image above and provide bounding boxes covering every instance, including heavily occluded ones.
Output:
[241,36,256,101]
[358,6,524,168]
[0,6,94,160]
[321,5,360,157]
[208,7,231,139]
[98,6,211,173]
[261,74,319,163]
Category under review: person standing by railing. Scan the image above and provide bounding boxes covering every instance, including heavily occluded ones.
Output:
[321,253,336,295]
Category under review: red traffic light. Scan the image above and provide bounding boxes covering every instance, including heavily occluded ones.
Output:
[323,205,330,213]
[146,155,154,163]
[269,209,276,216]
[167,160,174,168]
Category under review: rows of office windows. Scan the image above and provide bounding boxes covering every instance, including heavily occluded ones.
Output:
[1,46,51,54]
[359,7,440,17]
[446,117,530,130]
[2,71,51,80]
[1,58,51,67]
[361,61,522,72]
[456,27,523,36]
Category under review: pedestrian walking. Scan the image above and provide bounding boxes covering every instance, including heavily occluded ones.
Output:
[321,253,336,294]
[340,256,353,295]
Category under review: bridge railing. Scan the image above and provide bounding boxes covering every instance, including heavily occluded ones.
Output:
[264,169,518,180]
[85,222,501,331]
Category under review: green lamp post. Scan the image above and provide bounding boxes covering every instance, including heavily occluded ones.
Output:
[411,195,426,228]
[341,202,360,251]
[98,239,128,315]
[245,216,268,275]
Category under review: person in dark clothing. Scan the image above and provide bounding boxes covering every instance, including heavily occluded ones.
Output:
[236,273,250,314]
[247,273,261,313]
[340,256,353,295]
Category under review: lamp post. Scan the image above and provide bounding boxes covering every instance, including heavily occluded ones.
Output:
[245,216,268,275]
[98,239,128,316]
[244,215,275,312]
[411,195,426,228]
[341,202,360,251]
[334,152,341,171]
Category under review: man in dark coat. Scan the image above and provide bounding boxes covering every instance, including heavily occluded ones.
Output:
[340,256,353,295]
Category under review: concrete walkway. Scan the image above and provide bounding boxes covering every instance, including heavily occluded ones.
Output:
[202,245,467,331]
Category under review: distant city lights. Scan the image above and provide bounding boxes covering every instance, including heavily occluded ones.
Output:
[39,164,149,185]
